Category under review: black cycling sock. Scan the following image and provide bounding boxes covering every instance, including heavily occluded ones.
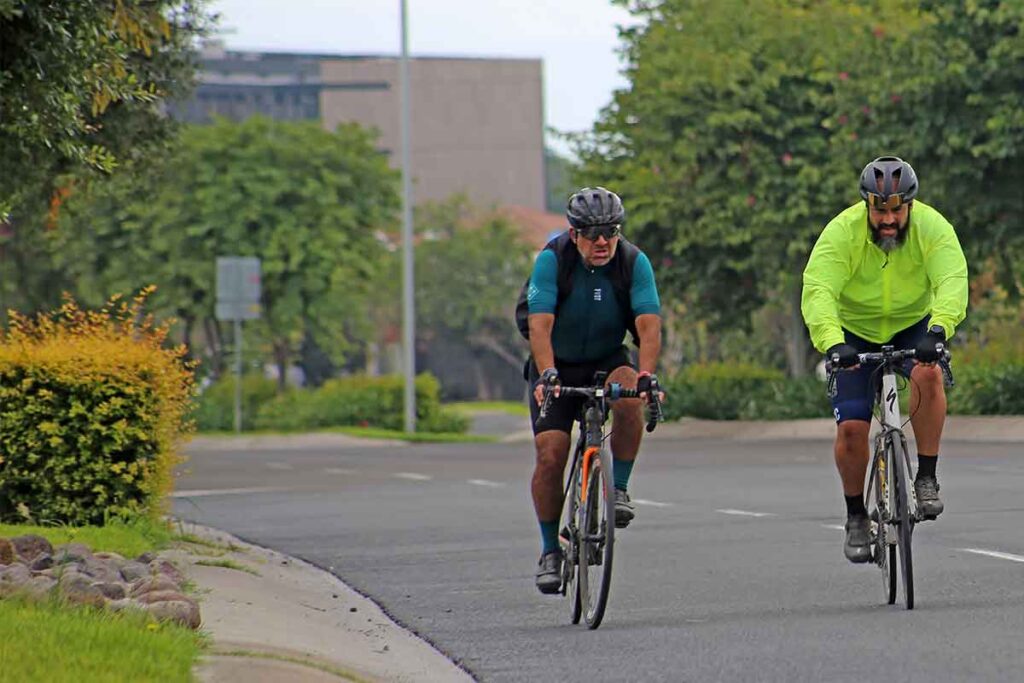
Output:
[917,453,938,479]
[845,494,867,517]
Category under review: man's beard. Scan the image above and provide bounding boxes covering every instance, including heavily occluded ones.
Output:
[869,211,911,253]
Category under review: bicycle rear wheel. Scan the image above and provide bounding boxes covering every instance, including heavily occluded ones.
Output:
[578,445,615,629]
[890,434,914,610]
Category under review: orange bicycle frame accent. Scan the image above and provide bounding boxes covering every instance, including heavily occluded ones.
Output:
[580,446,600,503]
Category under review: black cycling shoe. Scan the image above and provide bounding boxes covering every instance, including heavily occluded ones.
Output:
[844,514,873,564]
[535,550,563,595]
[914,475,944,520]
[614,489,635,529]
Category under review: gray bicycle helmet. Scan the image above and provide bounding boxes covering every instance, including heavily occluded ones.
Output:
[859,156,918,209]
[566,186,625,228]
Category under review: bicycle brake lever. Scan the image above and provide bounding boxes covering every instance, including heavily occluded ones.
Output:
[645,394,663,433]
[538,388,553,421]
[826,371,838,399]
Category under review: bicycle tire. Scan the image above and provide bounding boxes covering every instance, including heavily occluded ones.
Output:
[566,459,583,624]
[890,434,914,610]
[580,444,615,629]
[866,451,896,605]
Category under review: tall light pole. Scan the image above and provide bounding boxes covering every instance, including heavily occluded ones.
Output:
[399,0,416,432]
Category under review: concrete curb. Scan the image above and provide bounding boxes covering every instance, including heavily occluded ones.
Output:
[173,521,473,683]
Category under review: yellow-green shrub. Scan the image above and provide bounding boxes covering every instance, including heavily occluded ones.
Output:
[0,290,195,525]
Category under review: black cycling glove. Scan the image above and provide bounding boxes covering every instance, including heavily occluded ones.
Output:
[915,327,946,364]
[536,367,560,391]
[826,343,860,369]
[637,372,659,398]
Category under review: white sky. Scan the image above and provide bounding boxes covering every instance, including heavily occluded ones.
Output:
[209,0,634,155]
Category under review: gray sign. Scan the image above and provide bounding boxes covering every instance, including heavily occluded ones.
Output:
[215,256,262,321]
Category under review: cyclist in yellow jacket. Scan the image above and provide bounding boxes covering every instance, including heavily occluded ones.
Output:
[802,156,968,564]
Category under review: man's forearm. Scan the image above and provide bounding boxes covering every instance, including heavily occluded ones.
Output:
[636,314,662,374]
[528,313,556,372]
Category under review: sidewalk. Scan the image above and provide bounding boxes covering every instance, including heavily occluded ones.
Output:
[498,415,1024,444]
[173,522,472,683]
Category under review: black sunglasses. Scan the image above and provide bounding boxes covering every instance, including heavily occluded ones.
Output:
[575,224,621,241]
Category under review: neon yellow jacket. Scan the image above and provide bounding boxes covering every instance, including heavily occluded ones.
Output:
[801,200,968,353]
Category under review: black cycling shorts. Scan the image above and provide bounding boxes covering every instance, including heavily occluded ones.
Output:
[525,347,634,435]
[831,316,928,423]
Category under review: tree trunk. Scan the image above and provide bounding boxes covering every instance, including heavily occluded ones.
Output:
[273,340,290,393]
[785,281,810,377]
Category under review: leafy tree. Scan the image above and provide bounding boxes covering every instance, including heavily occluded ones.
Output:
[577,0,1022,376]
[413,197,534,397]
[0,1,212,217]
[56,117,400,387]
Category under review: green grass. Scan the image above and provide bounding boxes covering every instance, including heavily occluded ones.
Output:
[194,558,261,576]
[446,400,529,417]
[0,516,173,558]
[0,596,206,682]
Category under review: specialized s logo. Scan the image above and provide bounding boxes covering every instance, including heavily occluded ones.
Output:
[593,288,602,302]
[886,387,897,413]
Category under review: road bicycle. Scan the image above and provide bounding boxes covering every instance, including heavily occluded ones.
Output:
[827,345,953,610]
[538,371,662,629]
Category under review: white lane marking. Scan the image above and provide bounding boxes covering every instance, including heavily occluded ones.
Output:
[171,487,283,498]
[633,498,672,508]
[960,548,1024,564]
[395,472,432,481]
[266,462,293,470]
[468,479,505,488]
[323,467,353,475]
[822,524,846,531]
[715,509,776,518]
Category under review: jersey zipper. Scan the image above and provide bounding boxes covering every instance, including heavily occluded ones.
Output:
[881,250,892,341]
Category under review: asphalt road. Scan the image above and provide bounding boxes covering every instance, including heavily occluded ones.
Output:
[173,434,1024,682]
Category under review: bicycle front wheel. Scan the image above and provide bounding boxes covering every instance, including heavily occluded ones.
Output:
[890,434,914,610]
[866,449,896,605]
[579,445,615,629]
[564,460,583,625]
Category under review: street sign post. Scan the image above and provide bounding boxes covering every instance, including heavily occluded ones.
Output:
[216,257,262,433]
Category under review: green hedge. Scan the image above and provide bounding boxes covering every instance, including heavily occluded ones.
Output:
[661,359,1024,421]
[193,375,279,432]
[947,361,1024,415]
[662,362,831,420]
[229,373,469,433]
[0,294,194,526]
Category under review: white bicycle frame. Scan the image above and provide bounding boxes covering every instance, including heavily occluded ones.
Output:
[874,364,917,528]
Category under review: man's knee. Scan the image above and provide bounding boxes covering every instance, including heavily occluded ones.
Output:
[607,365,638,388]
[534,432,570,472]
[911,364,944,397]
[836,420,870,449]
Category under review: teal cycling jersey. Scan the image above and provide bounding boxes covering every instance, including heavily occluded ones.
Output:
[527,248,661,362]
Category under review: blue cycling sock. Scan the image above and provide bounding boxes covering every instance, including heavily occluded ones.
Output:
[613,458,635,492]
[539,520,560,555]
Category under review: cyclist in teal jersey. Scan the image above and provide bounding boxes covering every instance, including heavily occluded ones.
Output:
[526,187,665,594]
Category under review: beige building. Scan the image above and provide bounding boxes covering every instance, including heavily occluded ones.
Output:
[176,44,546,210]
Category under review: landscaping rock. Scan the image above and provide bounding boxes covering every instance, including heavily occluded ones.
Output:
[142,599,202,629]
[130,575,180,598]
[53,543,93,565]
[0,541,201,629]
[119,560,149,582]
[29,553,54,571]
[10,535,53,563]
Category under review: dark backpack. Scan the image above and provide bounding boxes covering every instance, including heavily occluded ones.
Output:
[515,231,641,345]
